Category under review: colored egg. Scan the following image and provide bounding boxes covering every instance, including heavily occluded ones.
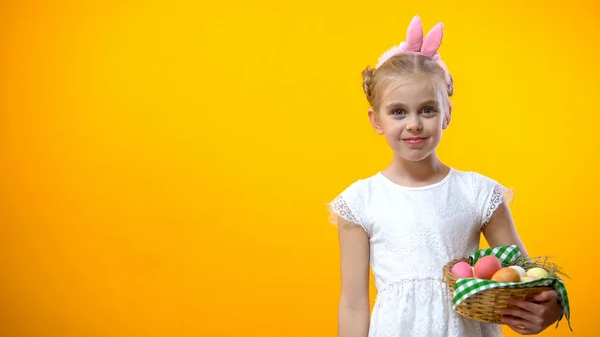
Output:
[491,268,521,282]
[474,256,502,280]
[451,261,474,278]
[526,267,549,279]
[508,266,526,278]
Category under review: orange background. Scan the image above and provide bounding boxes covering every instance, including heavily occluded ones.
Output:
[1,0,598,336]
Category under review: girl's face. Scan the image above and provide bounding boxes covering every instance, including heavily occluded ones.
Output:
[369,76,449,162]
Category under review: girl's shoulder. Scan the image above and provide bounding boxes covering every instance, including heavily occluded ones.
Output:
[327,173,381,233]
[329,174,376,209]
[331,172,389,202]
[449,168,504,191]
[451,168,514,226]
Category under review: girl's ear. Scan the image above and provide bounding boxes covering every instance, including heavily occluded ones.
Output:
[442,103,452,129]
[368,108,384,135]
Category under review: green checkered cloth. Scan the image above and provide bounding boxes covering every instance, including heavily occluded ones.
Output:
[452,245,572,331]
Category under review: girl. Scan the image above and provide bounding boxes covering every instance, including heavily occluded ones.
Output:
[328,15,564,337]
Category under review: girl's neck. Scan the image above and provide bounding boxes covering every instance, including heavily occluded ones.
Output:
[382,153,450,187]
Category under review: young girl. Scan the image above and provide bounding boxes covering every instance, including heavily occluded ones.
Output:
[328,15,564,337]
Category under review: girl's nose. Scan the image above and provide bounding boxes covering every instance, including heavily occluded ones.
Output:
[406,117,423,132]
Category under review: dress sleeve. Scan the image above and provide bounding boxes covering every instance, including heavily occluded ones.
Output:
[327,180,370,235]
[473,173,514,229]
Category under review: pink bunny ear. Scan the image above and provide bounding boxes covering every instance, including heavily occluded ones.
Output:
[420,22,444,57]
[374,15,450,73]
[404,15,423,52]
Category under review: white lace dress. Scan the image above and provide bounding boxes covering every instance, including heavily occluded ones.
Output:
[329,168,510,337]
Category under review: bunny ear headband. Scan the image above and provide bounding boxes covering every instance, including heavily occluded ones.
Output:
[375,15,451,83]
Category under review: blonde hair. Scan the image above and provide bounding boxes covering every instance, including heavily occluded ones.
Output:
[362,53,454,113]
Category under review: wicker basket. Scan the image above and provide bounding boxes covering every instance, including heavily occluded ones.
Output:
[442,258,553,324]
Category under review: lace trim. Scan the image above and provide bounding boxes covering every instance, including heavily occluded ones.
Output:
[483,184,514,225]
[328,195,361,225]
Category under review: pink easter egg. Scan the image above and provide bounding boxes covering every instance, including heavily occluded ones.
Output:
[451,261,474,278]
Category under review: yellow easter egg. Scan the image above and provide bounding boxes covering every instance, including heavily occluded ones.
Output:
[526,267,549,279]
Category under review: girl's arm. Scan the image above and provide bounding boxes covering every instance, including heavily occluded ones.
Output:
[481,201,529,257]
[337,218,370,337]
[482,200,564,334]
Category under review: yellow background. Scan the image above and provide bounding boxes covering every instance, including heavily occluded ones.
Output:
[1,0,598,336]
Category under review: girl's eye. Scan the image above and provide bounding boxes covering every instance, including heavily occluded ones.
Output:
[391,109,405,116]
[423,107,435,114]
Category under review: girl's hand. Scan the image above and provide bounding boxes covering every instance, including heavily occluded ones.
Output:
[500,290,563,335]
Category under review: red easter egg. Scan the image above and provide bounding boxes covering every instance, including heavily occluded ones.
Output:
[474,256,502,280]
